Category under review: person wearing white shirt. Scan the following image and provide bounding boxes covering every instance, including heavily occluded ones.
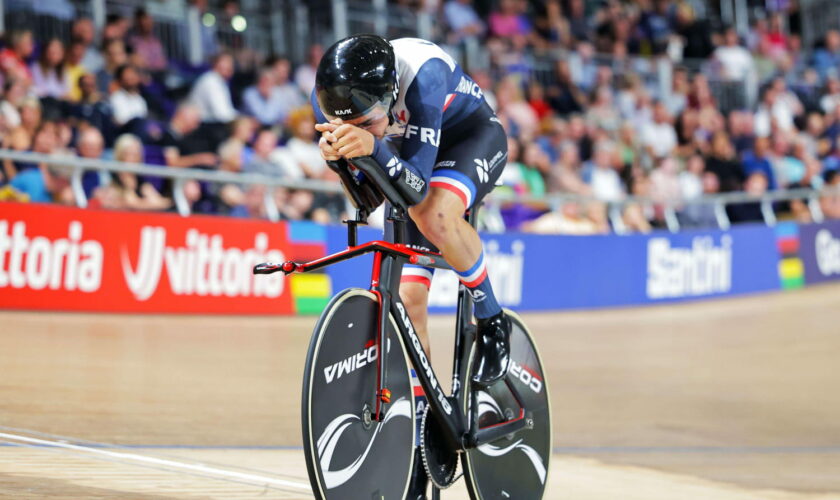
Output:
[294,44,323,96]
[188,52,237,124]
[754,85,796,137]
[713,28,754,81]
[641,101,678,159]
[109,64,148,126]
[583,142,625,202]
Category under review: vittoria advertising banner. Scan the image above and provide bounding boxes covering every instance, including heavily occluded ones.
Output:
[0,202,328,314]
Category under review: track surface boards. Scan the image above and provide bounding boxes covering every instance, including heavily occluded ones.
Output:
[1,284,839,499]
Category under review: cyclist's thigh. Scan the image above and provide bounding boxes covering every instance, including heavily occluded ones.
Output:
[385,107,508,253]
[429,111,508,212]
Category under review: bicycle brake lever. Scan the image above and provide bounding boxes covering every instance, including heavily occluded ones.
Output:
[253,261,299,275]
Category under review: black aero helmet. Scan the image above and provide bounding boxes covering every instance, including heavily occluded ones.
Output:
[316,34,398,121]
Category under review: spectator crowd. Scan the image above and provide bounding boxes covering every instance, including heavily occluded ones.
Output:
[1,0,840,235]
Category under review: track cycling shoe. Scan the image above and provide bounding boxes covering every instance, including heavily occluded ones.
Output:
[471,311,512,387]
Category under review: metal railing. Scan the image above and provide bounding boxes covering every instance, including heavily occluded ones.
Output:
[2,149,837,234]
[0,149,343,222]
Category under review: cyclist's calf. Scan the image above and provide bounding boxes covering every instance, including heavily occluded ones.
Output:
[399,281,431,358]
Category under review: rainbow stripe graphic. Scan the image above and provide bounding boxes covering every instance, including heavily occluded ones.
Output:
[775,222,804,290]
[287,222,332,314]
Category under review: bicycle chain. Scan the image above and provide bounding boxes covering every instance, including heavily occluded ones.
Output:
[420,404,461,489]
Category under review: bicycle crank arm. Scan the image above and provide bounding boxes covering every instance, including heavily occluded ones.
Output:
[468,412,530,448]
[253,261,301,275]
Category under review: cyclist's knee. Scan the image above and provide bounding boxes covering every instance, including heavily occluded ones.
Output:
[409,189,465,248]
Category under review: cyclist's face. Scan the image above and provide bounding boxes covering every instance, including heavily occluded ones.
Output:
[346,112,389,139]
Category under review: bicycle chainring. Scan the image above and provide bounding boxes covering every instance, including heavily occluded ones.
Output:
[420,404,460,489]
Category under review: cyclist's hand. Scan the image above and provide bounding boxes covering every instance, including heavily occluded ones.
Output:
[318,136,341,162]
[331,124,375,159]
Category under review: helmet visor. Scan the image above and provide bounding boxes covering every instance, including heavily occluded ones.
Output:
[320,94,393,122]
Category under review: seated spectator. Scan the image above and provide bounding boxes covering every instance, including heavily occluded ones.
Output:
[755,81,800,137]
[728,171,769,223]
[445,0,485,44]
[742,136,777,189]
[527,81,552,121]
[96,39,128,94]
[103,14,131,45]
[189,51,237,145]
[680,168,722,228]
[0,30,34,83]
[705,131,744,192]
[820,170,840,219]
[638,0,672,55]
[0,78,28,130]
[586,84,621,132]
[19,96,42,138]
[129,9,168,75]
[713,27,754,82]
[245,129,289,177]
[676,3,713,60]
[582,141,625,202]
[30,39,68,100]
[495,76,539,139]
[547,59,585,116]
[814,29,840,79]
[212,138,250,215]
[641,101,677,160]
[523,201,604,235]
[64,39,88,102]
[7,124,72,204]
[75,127,106,200]
[91,134,171,211]
[242,69,286,127]
[2,127,32,180]
[488,0,532,43]
[294,44,323,95]
[728,110,756,155]
[110,64,148,135]
[770,134,806,189]
[273,107,324,179]
[158,104,217,169]
[821,77,840,115]
[269,55,305,119]
[72,18,104,74]
[649,157,682,223]
[73,73,113,142]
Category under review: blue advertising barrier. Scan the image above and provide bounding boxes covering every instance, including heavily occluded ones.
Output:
[798,220,840,285]
[324,223,782,312]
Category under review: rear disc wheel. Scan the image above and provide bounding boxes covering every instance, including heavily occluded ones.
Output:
[462,309,552,499]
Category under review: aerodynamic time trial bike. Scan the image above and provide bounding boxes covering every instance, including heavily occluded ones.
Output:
[254,156,551,499]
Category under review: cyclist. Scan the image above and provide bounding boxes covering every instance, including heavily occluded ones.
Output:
[312,34,510,499]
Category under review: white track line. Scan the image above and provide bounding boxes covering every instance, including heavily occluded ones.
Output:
[0,432,311,491]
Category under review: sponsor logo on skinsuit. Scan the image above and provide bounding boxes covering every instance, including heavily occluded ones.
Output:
[404,124,440,147]
[646,236,732,299]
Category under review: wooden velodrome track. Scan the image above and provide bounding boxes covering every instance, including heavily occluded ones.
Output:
[1,284,840,499]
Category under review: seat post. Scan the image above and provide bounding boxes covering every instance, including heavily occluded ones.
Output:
[387,205,408,245]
